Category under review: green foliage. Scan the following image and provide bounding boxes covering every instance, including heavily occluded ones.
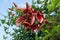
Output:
[4,26,8,32]
[47,0,60,12]
[8,11,12,18]
[42,25,60,40]
[1,19,6,24]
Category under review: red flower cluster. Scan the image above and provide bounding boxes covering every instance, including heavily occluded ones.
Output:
[9,2,48,32]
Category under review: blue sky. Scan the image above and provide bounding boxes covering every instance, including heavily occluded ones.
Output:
[0,0,32,40]
[0,0,32,16]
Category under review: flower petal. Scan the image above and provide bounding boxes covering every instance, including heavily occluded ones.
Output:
[24,22,31,26]
[13,2,17,7]
[11,14,14,16]
[26,2,30,9]
[23,16,35,26]
[8,8,13,11]
[16,16,25,27]
[36,13,44,23]
[43,20,48,24]
[16,7,24,11]
[31,10,37,15]
[30,16,35,25]
[31,28,34,33]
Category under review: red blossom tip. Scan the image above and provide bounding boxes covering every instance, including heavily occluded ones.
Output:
[13,2,17,7]
[8,8,13,11]
[16,7,24,11]
[26,2,30,9]
[11,14,14,16]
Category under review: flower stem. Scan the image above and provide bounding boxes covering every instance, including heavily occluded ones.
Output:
[35,33,38,40]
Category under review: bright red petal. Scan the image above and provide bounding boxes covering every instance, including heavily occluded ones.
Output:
[36,13,44,23]
[31,10,37,15]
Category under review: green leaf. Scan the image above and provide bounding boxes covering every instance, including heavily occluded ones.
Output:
[32,1,36,9]
[57,2,60,7]
[3,35,7,39]
[8,11,12,16]
[51,25,60,35]
[8,11,12,19]
[47,0,60,12]
[1,19,6,24]
[12,6,15,10]
[37,0,41,4]
[4,26,8,32]
[16,10,22,16]
[6,20,10,26]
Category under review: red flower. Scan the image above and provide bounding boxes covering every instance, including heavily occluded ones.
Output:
[9,2,48,32]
